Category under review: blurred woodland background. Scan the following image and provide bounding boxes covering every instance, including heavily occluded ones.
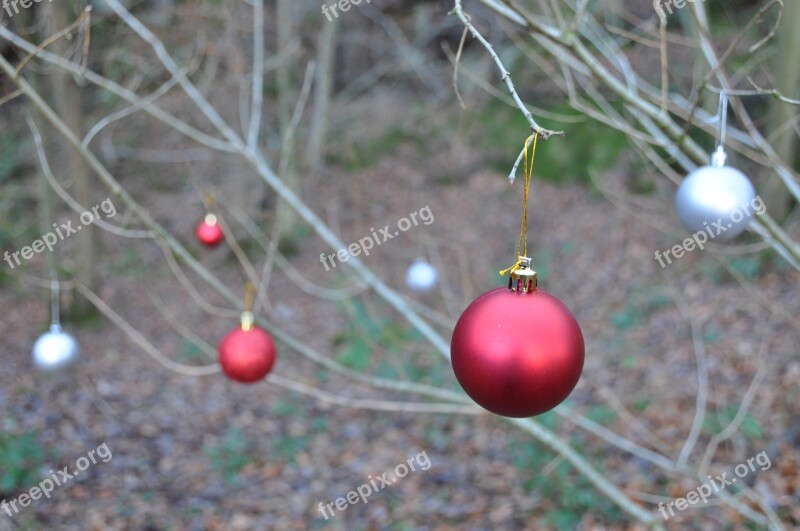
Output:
[0,0,799,529]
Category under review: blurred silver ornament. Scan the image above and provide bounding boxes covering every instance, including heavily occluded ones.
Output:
[33,324,79,371]
[33,278,79,371]
[675,147,756,242]
[405,259,438,292]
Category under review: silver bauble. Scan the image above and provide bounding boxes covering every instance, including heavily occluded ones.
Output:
[675,150,756,242]
[32,324,79,371]
[405,259,438,292]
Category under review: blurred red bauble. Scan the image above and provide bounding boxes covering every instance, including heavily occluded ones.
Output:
[451,287,584,417]
[196,214,224,247]
[218,325,276,383]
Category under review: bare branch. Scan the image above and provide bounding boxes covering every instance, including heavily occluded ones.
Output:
[246,0,264,149]
[452,0,564,140]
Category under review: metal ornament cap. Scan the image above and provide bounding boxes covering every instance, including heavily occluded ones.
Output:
[675,158,756,242]
[451,287,585,417]
[32,324,80,371]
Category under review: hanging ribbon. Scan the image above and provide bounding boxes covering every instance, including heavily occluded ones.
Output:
[499,132,539,277]
[241,282,255,331]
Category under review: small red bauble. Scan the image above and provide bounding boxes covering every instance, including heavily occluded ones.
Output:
[196,214,224,247]
[218,325,276,383]
[451,287,584,417]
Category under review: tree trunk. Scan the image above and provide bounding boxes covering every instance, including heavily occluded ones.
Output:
[275,0,299,248]
[41,2,96,318]
[763,0,800,221]
[307,14,340,173]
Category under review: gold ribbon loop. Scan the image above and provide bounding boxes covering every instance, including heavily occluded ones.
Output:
[500,133,538,277]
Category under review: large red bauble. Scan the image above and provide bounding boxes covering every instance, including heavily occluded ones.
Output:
[218,326,276,383]
[196,218,224,247]
[451,287,584,417]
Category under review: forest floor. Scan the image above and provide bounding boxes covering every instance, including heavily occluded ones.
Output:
[1,76,799,530]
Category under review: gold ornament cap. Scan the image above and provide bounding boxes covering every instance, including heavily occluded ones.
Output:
[509,255,537,293]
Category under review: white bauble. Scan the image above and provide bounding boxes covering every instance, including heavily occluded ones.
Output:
[33,325,79,371]
[675,151,756,242]
[405,260,438,292]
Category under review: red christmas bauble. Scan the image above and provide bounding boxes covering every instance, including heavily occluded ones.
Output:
[451,287,584,417]
[218,326,276,383]
[196,215,224,247]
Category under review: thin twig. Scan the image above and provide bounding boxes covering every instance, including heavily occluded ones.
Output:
[699,342,768,473]
[246,0,264,149]
[75,282,220,376]
[556,406,678,472]
[268,374,484,415]
[510,416,662,528]
[452,0,564,140]
[0,27,236,152]
[150,291,219,361]
[279,60,316,177]
[672,287,709,467]
[25,111,154,239]
[744,78,800,105]
[82,68,187,149]
[452,25,469,109]
[15,6,92,77]
[658,13,668,113]
[0,89,22,107]
[572,0,591,30]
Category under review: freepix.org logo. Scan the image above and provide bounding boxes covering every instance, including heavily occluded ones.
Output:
[654,0,706,21]
[4,198,117,270]
[657,450,771,520]
[2,0,54,19]
[319,205,434,271]
[317,451,431,520]
[2,442,112,518]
